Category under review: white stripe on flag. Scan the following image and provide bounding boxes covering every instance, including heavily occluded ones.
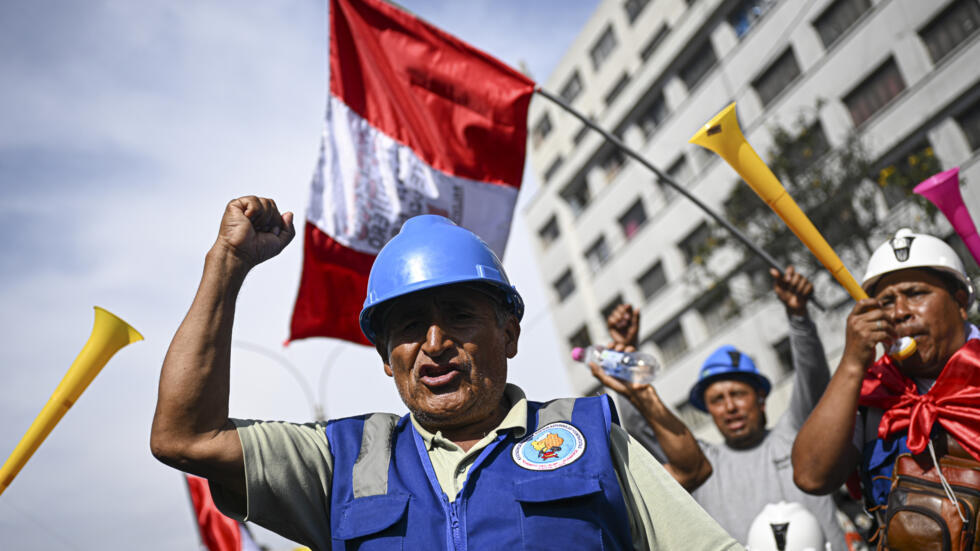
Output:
[307,95,520,257]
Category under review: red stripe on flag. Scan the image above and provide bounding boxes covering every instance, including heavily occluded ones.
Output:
[289,222,375,345]
[185,475,242,551]
[329,0,534,187]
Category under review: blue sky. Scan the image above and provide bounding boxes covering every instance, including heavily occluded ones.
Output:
[0,1,598,548]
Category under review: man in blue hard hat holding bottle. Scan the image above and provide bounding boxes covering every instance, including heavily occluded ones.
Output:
[151,196,740,550]
[594,267,847,548]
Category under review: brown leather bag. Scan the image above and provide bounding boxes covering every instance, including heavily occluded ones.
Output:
[878,447,980,551]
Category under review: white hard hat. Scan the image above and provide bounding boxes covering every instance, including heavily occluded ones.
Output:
[862,228,974,304]
[746,501,829,551]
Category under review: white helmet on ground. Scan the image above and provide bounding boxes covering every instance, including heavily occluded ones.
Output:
[746,501,829,551]
[862,228,974,304]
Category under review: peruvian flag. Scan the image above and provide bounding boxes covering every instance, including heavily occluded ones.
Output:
[185,475,261,551]
[289,0,535,345]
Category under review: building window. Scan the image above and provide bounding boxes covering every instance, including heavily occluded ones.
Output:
[560,178,591,216]
[538,216,560,249]
[573,123,591,144]
[773,336,793,376]
[560,71,584,104]
[660,155,692,201]
[920,0,980,65]
[585,236,612,273]
[532,114,552,148]
[752,48,802,107]
[679,42,718,91]
[601,294,624,321]
[649,320,688,364]
[667,154,693,186]
[590,26,618,71]
[554,269,576,302]
[697,285,739,334]
[600,148,626,182]
[638,94,668,138]
[637,261,667,300]
[640,25,670,61]
[679,222,711,264]
[604,73,631,106]
[624,0,650,23]
[728,0,775,39]
[813,0,871,48]
[569,324,592,350]
[843,58,906,127]
[957,95,980,152]
[619,199,648,240]
[543,155,564,184]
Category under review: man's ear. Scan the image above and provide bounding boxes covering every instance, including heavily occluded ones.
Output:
[504,315,520,359]
[376,340,394,377]
[954,288,970,321]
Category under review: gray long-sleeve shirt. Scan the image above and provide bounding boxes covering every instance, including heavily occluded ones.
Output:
[620,315,846,548]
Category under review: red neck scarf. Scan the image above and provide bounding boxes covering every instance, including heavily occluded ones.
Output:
[858,339,980,462]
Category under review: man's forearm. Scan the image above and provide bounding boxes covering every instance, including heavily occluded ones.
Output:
[631,388,712,490]
[791,358,863,494]
[785,315,831,428]
[151,247,249,480]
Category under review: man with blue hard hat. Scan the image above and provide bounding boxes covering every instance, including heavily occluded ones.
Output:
[151,196,740,550]
[595,267,845,548]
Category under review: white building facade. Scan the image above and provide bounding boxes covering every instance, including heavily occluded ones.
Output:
[524,0,980,438]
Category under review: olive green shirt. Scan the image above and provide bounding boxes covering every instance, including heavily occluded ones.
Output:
[212,385,741,550]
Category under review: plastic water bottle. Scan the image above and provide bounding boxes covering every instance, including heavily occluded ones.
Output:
[571,345,660,384]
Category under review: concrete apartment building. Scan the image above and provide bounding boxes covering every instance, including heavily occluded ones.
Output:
[523,0,980,438]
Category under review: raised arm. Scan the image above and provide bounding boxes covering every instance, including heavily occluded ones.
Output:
[593,304,712,491]
[770,266,830,430]
[792,298,894,494]
[150,196,295,496]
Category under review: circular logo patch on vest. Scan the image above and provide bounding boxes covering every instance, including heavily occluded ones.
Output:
[512,422,586,471]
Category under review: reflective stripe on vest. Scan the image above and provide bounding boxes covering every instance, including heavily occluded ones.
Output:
[352,413,399,498]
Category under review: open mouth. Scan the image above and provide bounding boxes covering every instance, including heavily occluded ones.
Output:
[725,418,746,432]
[419,364,460,387]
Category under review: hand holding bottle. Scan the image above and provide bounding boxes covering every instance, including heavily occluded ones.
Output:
[573,344,660,384]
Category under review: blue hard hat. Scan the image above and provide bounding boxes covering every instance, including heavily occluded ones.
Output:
[358,215,524,344]
[689,345,771,412]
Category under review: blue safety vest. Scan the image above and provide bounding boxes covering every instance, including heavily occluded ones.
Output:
[324,395,632,550]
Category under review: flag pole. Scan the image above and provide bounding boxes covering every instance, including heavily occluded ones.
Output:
[534,87,825,311]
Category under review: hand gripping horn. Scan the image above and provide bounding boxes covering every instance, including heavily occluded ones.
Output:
[689,103,915,360]
[0,307,142,496]
[914,167,980,267]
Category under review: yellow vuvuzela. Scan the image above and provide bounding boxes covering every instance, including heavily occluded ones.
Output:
[0,307,142,496]
[689,103,915,360]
